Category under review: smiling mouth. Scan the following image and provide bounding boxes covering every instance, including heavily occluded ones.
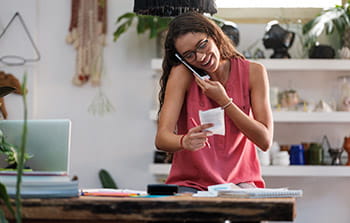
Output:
[202,55,212,67]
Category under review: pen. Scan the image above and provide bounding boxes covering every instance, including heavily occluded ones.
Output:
[82,192,140,197]
[190,118,211,149]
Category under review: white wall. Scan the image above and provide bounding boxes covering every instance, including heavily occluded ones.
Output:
[1,1,350,223]
[0,0,158,190]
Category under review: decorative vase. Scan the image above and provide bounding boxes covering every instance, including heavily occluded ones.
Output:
[328,148,343,165]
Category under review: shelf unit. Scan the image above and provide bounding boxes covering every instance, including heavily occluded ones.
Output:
[149,163,350,178]
[272,111,350,123]
[150,59,350,180]
[150,58,350,123]
[149,110,350,123]
[151,58,350,71]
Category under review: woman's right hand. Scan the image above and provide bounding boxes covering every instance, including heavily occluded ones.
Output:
[182,123,213,151]
[194,77,231,107]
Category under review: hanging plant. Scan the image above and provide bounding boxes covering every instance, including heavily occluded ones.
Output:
[113,12,172,42]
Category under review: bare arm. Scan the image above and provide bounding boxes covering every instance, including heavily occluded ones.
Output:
[155,65,212,152]
[226,62,273,150]
[195,62,273,150]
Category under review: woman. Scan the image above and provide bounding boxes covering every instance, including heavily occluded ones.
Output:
[155,12,273,193]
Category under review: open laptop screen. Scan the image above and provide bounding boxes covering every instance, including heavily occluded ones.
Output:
[0,119,71,173]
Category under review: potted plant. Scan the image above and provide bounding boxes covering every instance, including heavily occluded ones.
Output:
[113,12,171,41]
[113,12,172,56]
[113,12,240,56]
[302,1,350,57]
[0,129,32,170]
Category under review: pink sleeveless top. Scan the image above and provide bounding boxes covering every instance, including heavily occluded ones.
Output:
[165,58,265,190]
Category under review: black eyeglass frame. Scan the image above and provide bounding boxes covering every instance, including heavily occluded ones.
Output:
[182,39,209,63]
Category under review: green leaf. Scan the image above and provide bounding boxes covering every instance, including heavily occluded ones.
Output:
[113,12,136,42]
[113,12,171,42]
[141,16,155,35]
[0,209,9,223]
[137,16,148,34]
[116,12,136,23]
[156,17,171,32]
[0,183,15,218]
[99,169,118,189]
[149,18,158,39]
[113,20,133,41]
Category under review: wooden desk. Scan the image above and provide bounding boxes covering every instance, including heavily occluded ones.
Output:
[4,195,296,223]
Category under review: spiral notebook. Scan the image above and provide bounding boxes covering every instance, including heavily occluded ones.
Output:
[194,183,303,198]
[216,188,303,198]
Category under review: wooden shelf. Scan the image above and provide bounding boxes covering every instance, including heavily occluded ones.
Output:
[273,111,350,123]
[151,59,350,71]
[149,164,350,177]
[252,59,350,71]
[150,110,350,123]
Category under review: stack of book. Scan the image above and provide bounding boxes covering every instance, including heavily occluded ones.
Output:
[0,171,79,198]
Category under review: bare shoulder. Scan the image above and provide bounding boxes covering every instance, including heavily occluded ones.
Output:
[167,64,193,90]
[249,61,266,75]
[248,61,269,88]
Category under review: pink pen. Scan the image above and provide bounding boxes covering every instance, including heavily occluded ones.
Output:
[190,118,211,149]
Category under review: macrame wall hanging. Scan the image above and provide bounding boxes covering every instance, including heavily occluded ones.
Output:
[66,0,107,86]
[67,0,115,116]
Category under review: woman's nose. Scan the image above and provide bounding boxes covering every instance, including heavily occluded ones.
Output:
[196,51,206,62]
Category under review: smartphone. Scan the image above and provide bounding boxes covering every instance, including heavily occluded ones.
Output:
[175,53,210,80]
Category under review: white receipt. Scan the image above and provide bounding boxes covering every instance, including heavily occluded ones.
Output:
[199,107,225,135]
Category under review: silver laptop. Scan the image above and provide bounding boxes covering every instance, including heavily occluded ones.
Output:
[0,119,71,173]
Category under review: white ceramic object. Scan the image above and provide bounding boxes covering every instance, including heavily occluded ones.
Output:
[257,147,271,166]
[313,100,333,112]
[272,151,290,166]
[338,47,350,59]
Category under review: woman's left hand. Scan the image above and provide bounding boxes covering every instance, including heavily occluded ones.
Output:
[194,77,230,106]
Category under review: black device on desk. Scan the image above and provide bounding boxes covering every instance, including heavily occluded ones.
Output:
[147,184,178,195]
[175,53,210,80]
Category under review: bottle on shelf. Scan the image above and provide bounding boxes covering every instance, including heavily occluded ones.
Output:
[289,144,305,165]
[337,76,350,111]
[307,143,324,165]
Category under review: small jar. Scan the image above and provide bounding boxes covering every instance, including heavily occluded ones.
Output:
[337,76,350,111]
[272,151,290,166]
[307,143,324,165]
[289,144,305,165]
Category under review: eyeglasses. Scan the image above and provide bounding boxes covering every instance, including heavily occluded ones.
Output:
[182,39,209,63]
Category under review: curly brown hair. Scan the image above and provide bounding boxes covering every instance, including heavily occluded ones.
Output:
[158,12,244,113]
